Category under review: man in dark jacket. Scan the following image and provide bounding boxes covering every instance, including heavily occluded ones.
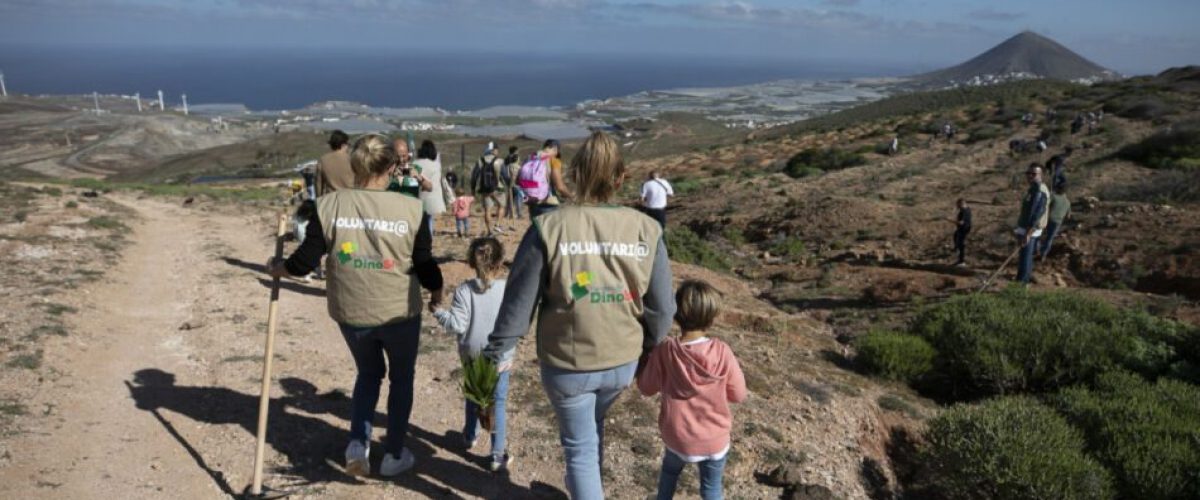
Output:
[953,198,972,266]
[1014,164,1050,284]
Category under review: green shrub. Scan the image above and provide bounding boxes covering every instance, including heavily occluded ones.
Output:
[964,124,1004,144]
[909,288,1192,399]
[1052,372,1200,499]
[1100,169,1200,204]
[87,216,126,230]
[1117,121,1200,171]
[722,227,746,246]
[673,176,707,196]
[855,331,936,383]
[666,226,730,272]
[784,148,866,178]
[1106,95,1178,121]
[770,236,807,259]
[919,396,1114,500]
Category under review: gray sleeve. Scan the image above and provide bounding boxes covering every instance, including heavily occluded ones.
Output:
[641,237,675,348]
[483,228,545,363]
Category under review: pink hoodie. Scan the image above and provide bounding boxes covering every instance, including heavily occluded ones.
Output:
[637,337,747,457]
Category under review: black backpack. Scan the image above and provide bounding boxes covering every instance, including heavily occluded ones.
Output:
[479,157,499,192]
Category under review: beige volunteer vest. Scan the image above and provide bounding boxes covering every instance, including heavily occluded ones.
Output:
[1037,183,1052,230]
[535,205,662,370]
[318,189,424,326]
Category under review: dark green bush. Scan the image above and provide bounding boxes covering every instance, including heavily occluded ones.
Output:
[1052,372,1200,499]
[1105,95,1178,121]
[784,148,866,178]
[909,288,1193,399]
[855,331,936,383]
[964,124,1005,144]
[665,226,730,272]
[919,396,1113,500]
[1100,169,1200,204]
[1117,121,1200,171]
[769,236,807,260]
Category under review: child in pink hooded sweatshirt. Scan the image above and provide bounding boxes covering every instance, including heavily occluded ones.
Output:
[638,280,747,500]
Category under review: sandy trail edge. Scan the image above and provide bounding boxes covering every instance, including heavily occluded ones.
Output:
[0,195,568,499]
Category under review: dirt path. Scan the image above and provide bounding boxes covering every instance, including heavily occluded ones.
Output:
[0,195,567,499]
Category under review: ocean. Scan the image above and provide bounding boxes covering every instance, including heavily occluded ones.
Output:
[0,45,907,111]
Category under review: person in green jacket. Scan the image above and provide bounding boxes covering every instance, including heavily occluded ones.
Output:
[1039,184,1071,259]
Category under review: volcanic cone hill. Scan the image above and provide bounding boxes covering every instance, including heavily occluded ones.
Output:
[913,31,1120,88]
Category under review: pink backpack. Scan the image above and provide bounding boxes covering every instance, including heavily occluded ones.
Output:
[517,154,550,202]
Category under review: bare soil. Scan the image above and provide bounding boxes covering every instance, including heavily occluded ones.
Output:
[0,190,918,499]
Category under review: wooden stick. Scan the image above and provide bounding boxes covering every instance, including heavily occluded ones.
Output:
[251,213,288,496]
[977,245,1022,293]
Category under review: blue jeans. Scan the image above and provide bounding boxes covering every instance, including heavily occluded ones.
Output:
[456,217,469,237]
[1017,234,1040,283]
[657,450,727,500]
[506,188,525,218]
[1039,221,1062,258]
[463,370,511,461]
[338,318,421,455]
[540,361,637,500]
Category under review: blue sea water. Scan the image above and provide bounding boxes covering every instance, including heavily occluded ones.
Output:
[0,45,906,110]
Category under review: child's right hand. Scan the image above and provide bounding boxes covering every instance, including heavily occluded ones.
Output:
[496,359,513,373]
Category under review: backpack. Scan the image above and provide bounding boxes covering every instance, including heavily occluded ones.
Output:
[500,159,514,186]
[517,154,550,202]
[478,156,499,192]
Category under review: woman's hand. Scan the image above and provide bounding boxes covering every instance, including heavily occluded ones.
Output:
[428,288,444,312]
[266,257,288,279]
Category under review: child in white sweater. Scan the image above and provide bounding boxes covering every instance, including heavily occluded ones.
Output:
[433,237,512,472]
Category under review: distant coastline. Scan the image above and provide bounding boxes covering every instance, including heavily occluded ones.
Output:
[0,44,915,110]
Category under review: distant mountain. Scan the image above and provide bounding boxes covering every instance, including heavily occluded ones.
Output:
[912,31,1120,88]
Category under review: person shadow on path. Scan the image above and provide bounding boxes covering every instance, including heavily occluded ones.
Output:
[127,369,564,499]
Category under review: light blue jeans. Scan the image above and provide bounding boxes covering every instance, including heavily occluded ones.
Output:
[657,450,727,500]
[463,370,511,462]
[540,360,637,500]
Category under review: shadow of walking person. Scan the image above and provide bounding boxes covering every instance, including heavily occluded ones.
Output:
[128,369,559,498]
[277,377,562,498]
[127,368,359,492]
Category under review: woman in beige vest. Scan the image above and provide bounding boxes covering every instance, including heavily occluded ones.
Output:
[485,132,675,499]
[270,134,444,478]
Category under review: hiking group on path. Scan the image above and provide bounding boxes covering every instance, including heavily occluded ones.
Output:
[268,131,735,499]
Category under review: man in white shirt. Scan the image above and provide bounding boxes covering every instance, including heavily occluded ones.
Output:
[640,171,673,227]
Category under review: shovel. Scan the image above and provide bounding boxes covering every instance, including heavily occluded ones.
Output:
[246,213,292,499]
[977,245,1021,293]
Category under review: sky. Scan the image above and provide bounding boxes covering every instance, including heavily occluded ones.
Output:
[0,0,1197,75]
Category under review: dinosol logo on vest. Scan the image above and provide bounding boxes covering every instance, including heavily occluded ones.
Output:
[558,241,651,262]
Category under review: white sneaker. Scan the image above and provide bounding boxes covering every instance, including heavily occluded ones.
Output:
[490,454,512,473]
[344,440,370,476]
[380,448,415,477]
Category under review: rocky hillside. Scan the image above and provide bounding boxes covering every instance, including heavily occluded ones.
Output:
[631,65,1200,336]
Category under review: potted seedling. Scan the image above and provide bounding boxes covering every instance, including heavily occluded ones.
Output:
[461,356,501,431]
